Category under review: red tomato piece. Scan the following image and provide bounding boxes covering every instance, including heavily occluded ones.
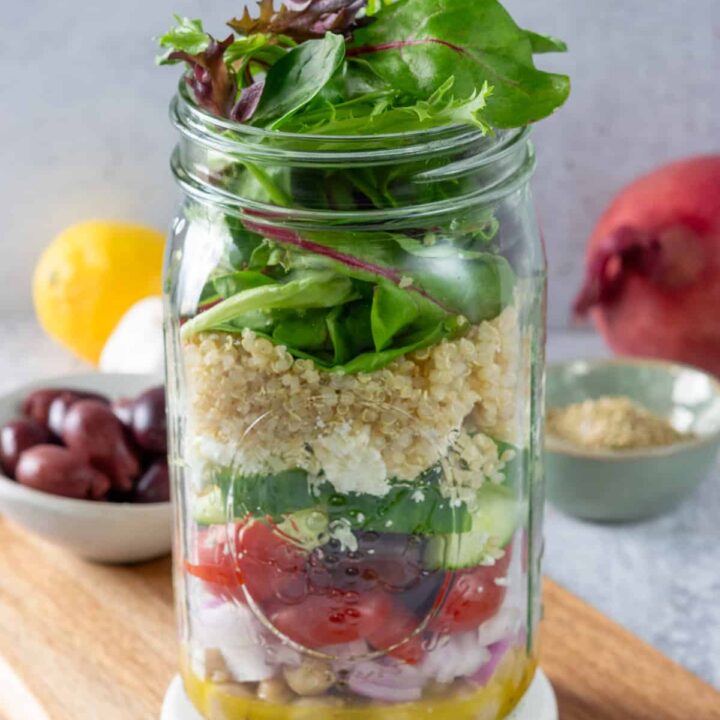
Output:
[368,603,426,664]
[235,520,308,604]
[185,525,238,588]
[271,589,393,649]
[431,546,513,634]
[184,520,308,604]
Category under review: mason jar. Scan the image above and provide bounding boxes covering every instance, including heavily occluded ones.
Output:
[164,82,546,720]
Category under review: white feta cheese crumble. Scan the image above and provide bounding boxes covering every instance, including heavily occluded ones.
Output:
[327,519,359,552]
[313,426,390,497]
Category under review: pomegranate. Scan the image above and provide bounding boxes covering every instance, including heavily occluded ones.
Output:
[575,156,720,377]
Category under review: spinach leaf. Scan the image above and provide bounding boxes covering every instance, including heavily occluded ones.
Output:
[182,270,356,337]
[326,300,375,364]
[348,0,570,128]
[218,468,316,519]
[218,465,472,535]
[371,281,419,351]
[272,310,330,351]
[336,320,448,374]
[253,33,346,127]
[407,252,516,324]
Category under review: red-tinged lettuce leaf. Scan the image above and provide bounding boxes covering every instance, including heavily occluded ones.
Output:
[348,0,570,128]
[169,35,237,117]
[232,81,265,122]
[524,30,568,54]
[229,0,370,42]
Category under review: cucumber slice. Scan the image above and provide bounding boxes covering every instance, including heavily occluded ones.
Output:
[194,485,329,552]
[275,508,329,550]
[193,487,226,526]
[423,484,520,570]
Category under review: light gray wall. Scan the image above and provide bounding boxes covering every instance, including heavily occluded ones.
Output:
[2,1,718,326]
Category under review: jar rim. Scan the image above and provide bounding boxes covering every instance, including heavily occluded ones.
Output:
[170,81,536,224]
[172,81,529,164]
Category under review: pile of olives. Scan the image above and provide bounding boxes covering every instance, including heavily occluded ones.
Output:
[0,386,169,503]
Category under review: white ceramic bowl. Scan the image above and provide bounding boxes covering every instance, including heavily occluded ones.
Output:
[0,373,172,563]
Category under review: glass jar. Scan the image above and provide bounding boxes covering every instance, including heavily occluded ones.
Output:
[165,84,546,720]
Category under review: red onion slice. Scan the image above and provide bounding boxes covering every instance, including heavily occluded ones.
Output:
[470,638,513,687]
[348,659,424,703]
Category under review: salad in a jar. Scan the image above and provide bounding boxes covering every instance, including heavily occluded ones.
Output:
[160,1,569,718]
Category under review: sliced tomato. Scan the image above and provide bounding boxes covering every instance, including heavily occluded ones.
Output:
[235,519,308,604]
[270,589,393,649]
[185,520,308,603]
[185,525,238,588]
[430,546,513,634]
[367,603,426,664]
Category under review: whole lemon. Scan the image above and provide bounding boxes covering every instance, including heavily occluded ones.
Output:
[33,221,166,364]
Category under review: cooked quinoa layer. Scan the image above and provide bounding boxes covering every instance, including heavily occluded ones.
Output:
[184,306,521,501]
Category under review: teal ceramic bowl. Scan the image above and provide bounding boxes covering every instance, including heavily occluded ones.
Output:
[545,359,720,522]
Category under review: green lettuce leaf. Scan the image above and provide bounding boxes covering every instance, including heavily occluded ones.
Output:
[181,270,356,337]
[348,0,570,128]
[157,16,210,59]
[253,33,346,127]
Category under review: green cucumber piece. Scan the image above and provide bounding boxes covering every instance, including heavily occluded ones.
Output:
[275,508,329,550]
[424,484,519,570]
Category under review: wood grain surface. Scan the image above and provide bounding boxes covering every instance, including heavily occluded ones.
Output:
[0,519,717,720]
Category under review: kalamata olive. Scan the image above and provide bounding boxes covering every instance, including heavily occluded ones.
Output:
[62,400,139,491]
[132,386,167,453]
[309,532,427,594]
[111,397,135,428]
[47,393,82,437]
[16,445,111,500]
[23,388,109,430]
[0,419,52,478]
[133,460,170,503]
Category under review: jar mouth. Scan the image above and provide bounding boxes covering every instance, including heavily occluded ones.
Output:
[170,82,536,224]
[172,81,529,165]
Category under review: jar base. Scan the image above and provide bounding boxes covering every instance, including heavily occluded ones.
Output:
[161,670,558,720]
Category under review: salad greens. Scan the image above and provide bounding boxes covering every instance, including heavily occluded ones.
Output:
[162,0,568,372]
[159,0,569,132]
[210,435,520,537]
[182,225,514,373]
[253,33,346,127]
[218,465,467,535]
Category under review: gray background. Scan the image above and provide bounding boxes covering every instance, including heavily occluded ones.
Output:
[1,0,719,327]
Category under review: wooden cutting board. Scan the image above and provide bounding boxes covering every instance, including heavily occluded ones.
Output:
[0,518,717,720]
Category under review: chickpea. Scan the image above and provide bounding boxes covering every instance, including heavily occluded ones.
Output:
[257,677,294,704]
[283,658,336,696]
